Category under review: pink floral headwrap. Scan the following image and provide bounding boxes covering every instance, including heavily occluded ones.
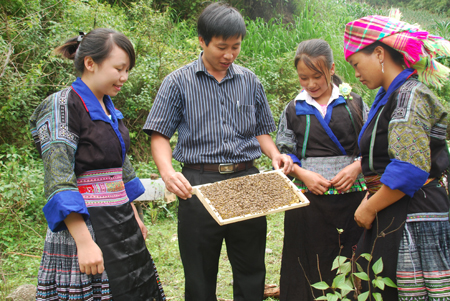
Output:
[343,12,450,87]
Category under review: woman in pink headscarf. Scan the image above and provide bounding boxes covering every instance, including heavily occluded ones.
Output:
[344,12,450,300]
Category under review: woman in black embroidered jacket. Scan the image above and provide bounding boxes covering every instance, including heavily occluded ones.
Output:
[275,39,368,301]
[344,13,450,300]
[30,28,165,301]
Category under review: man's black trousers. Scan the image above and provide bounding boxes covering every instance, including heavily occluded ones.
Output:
[178,166,267,301]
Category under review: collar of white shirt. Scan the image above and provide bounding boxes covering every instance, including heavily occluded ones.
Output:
[294,84,342,117]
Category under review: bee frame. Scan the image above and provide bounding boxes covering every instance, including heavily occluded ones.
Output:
[192,170,310,225]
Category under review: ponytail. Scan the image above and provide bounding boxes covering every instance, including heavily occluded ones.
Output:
[332,74,343,86]
[54,37,79,60]
[54,28,135,74]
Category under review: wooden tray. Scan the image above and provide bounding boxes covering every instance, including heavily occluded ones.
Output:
[192,170,310,225]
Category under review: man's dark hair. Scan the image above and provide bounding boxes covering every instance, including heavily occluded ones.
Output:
[197,3,246,46]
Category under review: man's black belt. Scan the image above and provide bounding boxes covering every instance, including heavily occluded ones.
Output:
[183,161,254,174]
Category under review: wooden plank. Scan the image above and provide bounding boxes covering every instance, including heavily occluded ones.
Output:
[136,178,165,201]
[192,170,310,225]
[136,178,177,204]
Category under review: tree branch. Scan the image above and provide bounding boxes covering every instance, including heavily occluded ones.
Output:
[0,44,13,78]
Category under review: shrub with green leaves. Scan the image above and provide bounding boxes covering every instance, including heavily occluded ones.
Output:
[0,147,46,253]
[311,229,397,301]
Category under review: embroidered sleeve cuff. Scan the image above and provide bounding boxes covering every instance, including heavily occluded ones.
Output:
[380,159,429,197]
[43,190,89,232]
[125,177,146,202]
[287,154,302,167]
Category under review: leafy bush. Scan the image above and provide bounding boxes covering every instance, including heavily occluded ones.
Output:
[311,228,398,301]
[0,148,46,254]
[362,0,450,16]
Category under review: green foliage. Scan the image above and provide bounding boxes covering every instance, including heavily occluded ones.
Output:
[0,148,46,253]
[142,198,177,224]
[151,0,204,21]
[116,0,199,161]
[237,0,381,126]
[231,0,304,21]
[362,0,450,16]
[0,0,68,152]
[358,291,370,301]
[435,20,450,40]
[409,0,450,16]
[150,0,305,22]
[311,230,397,301]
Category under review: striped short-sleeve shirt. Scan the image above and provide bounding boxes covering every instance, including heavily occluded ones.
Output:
[143,52,276,164]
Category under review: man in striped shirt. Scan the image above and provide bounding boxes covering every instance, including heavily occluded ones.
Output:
[143,3,294,301]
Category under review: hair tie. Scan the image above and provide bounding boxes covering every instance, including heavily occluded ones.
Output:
[77,31,85,43]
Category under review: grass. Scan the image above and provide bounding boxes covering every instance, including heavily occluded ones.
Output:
[0,208,286,301]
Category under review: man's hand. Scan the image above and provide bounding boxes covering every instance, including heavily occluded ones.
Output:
[163,172,193,200]
[151,132,192,199]
[271,153,294,174]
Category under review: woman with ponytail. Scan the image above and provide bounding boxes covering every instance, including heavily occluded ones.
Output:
[344,12,450,299]
[30,28,165,301]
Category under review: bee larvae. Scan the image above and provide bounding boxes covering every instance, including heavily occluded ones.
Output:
[199,172,302,220]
